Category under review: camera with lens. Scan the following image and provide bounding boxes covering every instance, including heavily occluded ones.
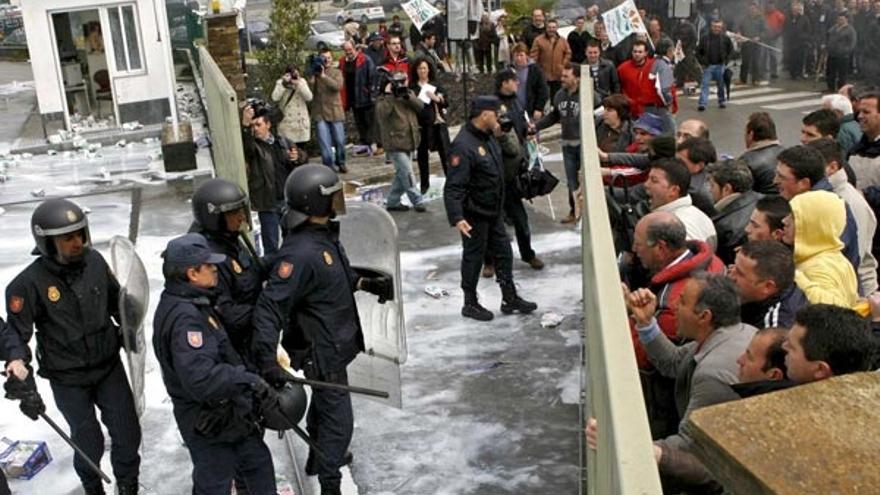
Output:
[282,66,299,87]
[306,54,325,77]
[245,98,272,119]
[498,114,514,133]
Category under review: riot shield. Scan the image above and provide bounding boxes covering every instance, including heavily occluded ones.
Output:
[338,202,407,409]
[109,235,149,417]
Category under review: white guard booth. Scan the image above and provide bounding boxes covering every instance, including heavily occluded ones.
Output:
[20,0,178,132]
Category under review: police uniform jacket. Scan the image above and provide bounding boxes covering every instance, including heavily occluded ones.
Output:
[2,250,122,386]
[195,227,264,362]
[444,122,505,225]
[152,280,260,435]
[252,222,365,379]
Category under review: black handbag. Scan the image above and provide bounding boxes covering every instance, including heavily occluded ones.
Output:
[517,157,559,200]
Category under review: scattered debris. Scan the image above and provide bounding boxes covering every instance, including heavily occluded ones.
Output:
[123,121,143,131]
[99,167,112,181]
[540,312,564,328]
[424,286,448,299]
[466,361,507,375]
[46,149,57,156]
[425,270,438,280]
[30,189,45,197]
[116,139,127,147]
[143,137,158,145]
[0,437,52,480]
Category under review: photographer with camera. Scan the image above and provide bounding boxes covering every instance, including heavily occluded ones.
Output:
[271,65,313,149]
[375,68,427,212]
[481,69,544,278]
[242,101,304,255]
[310,48,348,174]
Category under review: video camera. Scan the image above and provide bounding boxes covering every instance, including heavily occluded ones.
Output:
[305,54,325,77]
[389,72,408,98]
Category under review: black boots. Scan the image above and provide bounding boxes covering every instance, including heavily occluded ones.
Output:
[462,292,494,321]
[117,484,139,495]
[500,284,537,315]
[305,451,353,476]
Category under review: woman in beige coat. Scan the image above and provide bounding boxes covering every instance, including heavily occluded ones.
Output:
[271,66,313,147]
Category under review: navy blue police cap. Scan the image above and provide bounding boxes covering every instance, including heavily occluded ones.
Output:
[162,233,226,267]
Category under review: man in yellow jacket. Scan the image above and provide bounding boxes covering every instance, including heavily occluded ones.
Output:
[782,190,859,307]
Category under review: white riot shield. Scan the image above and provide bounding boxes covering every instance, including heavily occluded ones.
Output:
[339,202,407,409]
[109,236,149,417]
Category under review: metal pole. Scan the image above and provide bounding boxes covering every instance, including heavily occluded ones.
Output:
[289,376,390,399]
[40,413,112,484]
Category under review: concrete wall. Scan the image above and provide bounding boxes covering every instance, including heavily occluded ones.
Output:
[21,0,176,124]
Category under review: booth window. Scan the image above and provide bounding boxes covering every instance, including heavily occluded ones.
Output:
[108,4,143,73]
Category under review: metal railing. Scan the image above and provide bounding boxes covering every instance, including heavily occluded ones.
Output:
[578,74,663,494]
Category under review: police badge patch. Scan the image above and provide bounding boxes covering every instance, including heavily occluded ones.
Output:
[278,261,294,279]
[9,296,23,314]
[231,259,243,274]
[47,286,61,302]
[187,331,203,349]
[323,251,334,265]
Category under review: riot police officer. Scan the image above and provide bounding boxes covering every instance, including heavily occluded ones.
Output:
[0,316,13,495]
[190,178,265,367]
[152,233,278,494]
[444,95,538,321]
[0,198,141,495]
[252,164,391,495]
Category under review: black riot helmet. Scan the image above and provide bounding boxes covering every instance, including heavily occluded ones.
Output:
[261,382,308,431]
[31,198,91,258]
[192,178,249,232]
[283,164,345,229]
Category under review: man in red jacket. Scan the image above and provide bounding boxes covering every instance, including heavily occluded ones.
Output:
[617,39,663,118]
[382,35,410,82]
[627,211,724,438]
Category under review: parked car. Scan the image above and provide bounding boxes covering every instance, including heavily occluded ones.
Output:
[336,0,386,25]
[247,20,270,50]
[305,20,346,51]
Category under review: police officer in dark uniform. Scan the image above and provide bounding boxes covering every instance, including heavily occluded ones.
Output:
[444,95,538,321]
[190,178,265,368]
[0,198,141,495]
[252,164,391,495]
[152,233,278,494]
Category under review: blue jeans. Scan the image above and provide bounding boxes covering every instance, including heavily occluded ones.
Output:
[316,120,346,168]
[699,64,727,108]
[386,151,423,207]
[562,144,581,215]
[258,203,283,256]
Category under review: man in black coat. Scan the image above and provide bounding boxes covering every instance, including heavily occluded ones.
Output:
[2,199,141,495]
[444,96,538,321]
[697,18,733,110]
[784,2,813,79]
[521,9,546,50]
[152,233,277,494]
[585,39,620,107]
[568,16,594,64]
[738,112,784,194]
[706,159,762,264]
[241,102,304,255]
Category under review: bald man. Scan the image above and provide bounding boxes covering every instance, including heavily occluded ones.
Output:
[676,119,709,144]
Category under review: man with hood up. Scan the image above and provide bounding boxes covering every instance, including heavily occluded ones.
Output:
[783,190,859,307]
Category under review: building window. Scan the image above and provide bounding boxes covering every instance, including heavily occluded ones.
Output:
[107,4,143,73]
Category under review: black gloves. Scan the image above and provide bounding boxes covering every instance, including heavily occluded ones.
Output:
[19,392,45,421]
[4,368,44,421]
[359,276,393,303]
[262,365,295,388]
[252,378,280,414]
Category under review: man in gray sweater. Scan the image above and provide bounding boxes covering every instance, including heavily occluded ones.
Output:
[626,271,757,452]
[535,63,582,224]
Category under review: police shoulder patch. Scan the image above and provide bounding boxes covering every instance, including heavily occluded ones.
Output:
[187,331,203,349]
[450,155,461,167]
[9,295,23,314]
[278,261,294,279]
